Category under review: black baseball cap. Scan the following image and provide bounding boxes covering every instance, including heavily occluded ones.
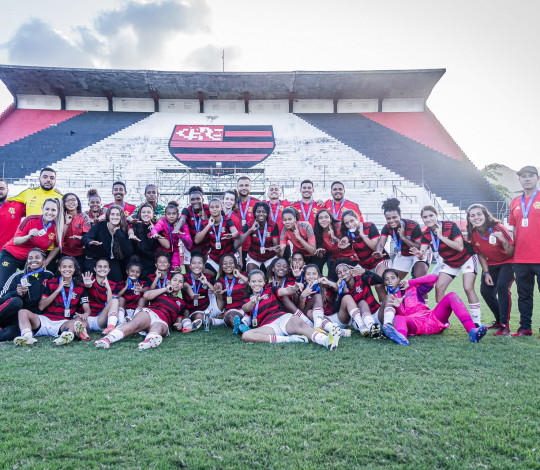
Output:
[517,166,538,176]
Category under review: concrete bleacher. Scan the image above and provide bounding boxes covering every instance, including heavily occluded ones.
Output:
[298,112,503,216]
[5,111,463,226]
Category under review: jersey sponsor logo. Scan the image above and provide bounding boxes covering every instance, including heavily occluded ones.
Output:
[534,202,540,209]
[169,125,275,171]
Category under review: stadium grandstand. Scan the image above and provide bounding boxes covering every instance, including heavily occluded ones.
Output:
[0,65,505,225]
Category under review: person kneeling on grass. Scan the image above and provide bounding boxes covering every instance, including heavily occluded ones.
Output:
[14,256,91,346]
[95,272,186,350]
[240,269,341,350]
[380,269,488,346]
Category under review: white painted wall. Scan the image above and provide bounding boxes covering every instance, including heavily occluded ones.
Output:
[337,99,378,113]
[204,100,244,114]
[16,94,61,110]
[382,98,424,112]
[249,100,289,113]
[293,99,334,114]
[159,99,200,113]
[112,98,155,112]
[66,96,109,111]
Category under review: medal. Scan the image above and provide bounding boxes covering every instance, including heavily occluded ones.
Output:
[194,299,199,306]
[331,199,345,219]
[488,234,497,245]
[252,298,260,327]
[522,219,528,227]
[215,242,221,250]
[520,189,537,229]
[60,277,74,319]
[37,229,46,237]
[260,246,266,254]
[241,219,246,226]
[212,218,224,251]
[257,222,268,255]
[224,276,236,306]
[191,273,201,307]
[21,277,30,287]
[38,216,53,238]
[64,309,71,318]
[227,296,232,305]
[300,201,314,222]
[239,198,251,227]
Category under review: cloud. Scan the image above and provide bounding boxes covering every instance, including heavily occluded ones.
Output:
[2,19,97,67]
[184,44,241,71]
[1,0,214,69]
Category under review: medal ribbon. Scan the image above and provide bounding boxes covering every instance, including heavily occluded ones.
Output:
[60,277,74,314]
[521,189,538,220]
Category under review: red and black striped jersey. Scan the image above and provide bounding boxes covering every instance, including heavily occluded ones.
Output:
[148,293,186,325]
[87,279,119,316]
[183,273,212,312]
[201,217,236,262]
[470,223,514,266]
[421,221,470,268]
[117,279,148,309]
[346,272,382,313]
[245,285,286,327]
[266,277,296,289]
[280,222,315,256]
[146,271,173,288]
[182,205,211,254]
[347,222,390,270]
[243,219,280,262]
[215,274,247,310]
[319,223,358,261]
[41,278,89,320]
[306,286,337,316]
[381,219,422,256]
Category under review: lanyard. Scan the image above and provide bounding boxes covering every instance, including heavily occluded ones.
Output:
[270,202,281,223]
[126,277,136,290]
[429,229,440,252]
[225,209,233,219]
[521,189,538,219]
[300,201,314,222]
[257,222,268,247]
[478,228,494,241]
[331,200,345,219]
[190,273,201,296]
[41,216,53,232]
[224,276,237,297]
[387,285,401,294]
[21,267,44,281]
[253,299,260,321]
[239,197,251,222]
[338,279,346,294]
[167,223,174,244]
[191,209,203,233]
[274,278,286,288]
[157,273,168,289]
[212,218,224,246]
[348,229,356,241]
[392,221,404,252]
[60,277,74,311]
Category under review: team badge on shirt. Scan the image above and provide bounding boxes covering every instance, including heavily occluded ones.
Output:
[169,125,275,170]
[534,202,540,209]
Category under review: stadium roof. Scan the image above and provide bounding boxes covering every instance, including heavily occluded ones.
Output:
[0,65,445,101]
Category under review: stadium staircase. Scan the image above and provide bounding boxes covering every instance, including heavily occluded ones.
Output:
[297,112,504,215]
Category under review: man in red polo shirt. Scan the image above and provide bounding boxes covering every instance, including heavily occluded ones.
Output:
[104,181,137,217]
[264,184,290,233]
[508,165,540,337]
[0,179,25,250]
[324,181,364,222]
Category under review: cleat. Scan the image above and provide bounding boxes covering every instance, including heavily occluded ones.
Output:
[511,328,533,337]
[13,336,37,346]
[487,321,501,330]
[181,326,192,334]
[74,320,90,341]
[369,323,382,339]
[53,331,74,346]
[340,328,352,338]
[358,327,370,337]
[469,325,488,343]
[382,324,410,346]
[102,326,115,335]
[494,324,511,336]
[191,319,203,331]
[94,338,111,349]
[232,315,241,335]
[326,323,342,351]
[289,334,309,343]
[137,335,162,350]
[238,324,250,334]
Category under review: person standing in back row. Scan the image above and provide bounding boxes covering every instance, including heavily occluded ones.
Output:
[324,181,364,223]
[508,166,540,337]
[9,167,62,216]
[292,180,323,228]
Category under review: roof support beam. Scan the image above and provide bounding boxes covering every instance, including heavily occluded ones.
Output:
[103,89,113,112]
[198,91,204,113]
[244,92,249,114]
[150,90,159,112]
[333,91,341,114]
[288,92,295,113]
[55,88,66,110]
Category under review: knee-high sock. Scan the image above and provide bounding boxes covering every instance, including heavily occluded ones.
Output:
[270,335,291,343]
[295,309,314,327]
[107,311,119,329]
[311,331,327,346]
[469,303,481,325]
[383,307,395,325]
[105,328,124,344]
[312,307,324,329]
[361,311,375,329]
[433,292,476,333]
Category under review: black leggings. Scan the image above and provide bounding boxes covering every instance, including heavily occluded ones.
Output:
[480,263,515,324]
[0,249,26,293]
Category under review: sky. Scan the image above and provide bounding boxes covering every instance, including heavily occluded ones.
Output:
[0,0,538,171]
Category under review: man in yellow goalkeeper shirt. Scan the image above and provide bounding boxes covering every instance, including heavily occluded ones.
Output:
[9,167,62,216]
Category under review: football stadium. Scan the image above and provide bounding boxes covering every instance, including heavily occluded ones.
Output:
[0,65,538,469]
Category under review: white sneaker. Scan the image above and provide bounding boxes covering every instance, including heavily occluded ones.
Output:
[52,331,74,346]
[94,338,111,349]
[13,336,37,346]
[289,334,309,343]
[326,323,342,351]
[137,334,163,350]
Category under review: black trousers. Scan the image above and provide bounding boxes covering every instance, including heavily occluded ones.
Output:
[0,249,26,293]
[0,296,23,327]
[513,263,540,330]
[480,263,515,324]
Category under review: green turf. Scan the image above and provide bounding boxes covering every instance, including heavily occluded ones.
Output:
[1,280,539,469]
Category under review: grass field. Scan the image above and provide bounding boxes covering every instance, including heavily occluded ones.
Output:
[1,280,539,469]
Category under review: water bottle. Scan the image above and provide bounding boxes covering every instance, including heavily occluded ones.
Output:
[203,310,211,331]
[178,239,185,266]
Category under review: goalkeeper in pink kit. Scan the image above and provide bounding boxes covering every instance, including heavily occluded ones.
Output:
[380,270,488,345]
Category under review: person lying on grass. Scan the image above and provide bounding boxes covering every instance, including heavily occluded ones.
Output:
[239,269,341,350]
[94,272,186,350]
[14,256,90,346]
[380,269,488,346]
